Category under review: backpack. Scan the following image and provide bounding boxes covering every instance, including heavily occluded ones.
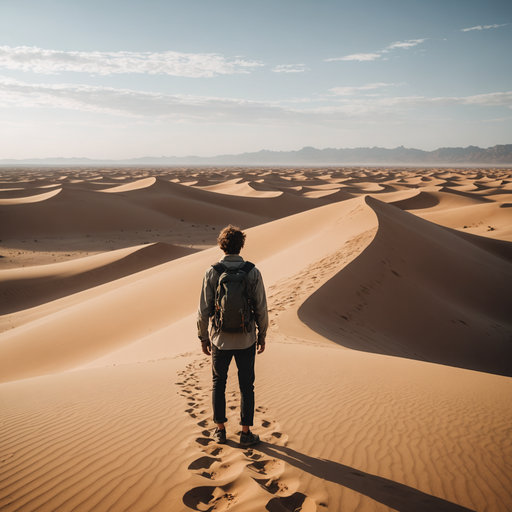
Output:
[211,261,255,333]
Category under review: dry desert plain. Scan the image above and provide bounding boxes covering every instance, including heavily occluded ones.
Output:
[0,165,511,512]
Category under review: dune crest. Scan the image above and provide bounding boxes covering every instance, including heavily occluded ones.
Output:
[0,188,61,205]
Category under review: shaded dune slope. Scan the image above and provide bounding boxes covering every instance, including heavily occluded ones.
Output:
[0,242,197,315]
[0,178,354,238]
[299,196,512,376]
[0,183,261,238]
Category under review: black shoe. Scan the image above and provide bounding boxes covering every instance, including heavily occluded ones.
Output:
[213,428,227,444]
[240,430,260,447]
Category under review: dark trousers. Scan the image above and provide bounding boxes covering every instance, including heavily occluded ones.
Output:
[211,343,256,426]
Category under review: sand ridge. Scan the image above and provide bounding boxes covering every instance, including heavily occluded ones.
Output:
[1,165,512,512]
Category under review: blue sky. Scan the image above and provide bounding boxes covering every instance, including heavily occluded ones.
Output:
[0,0,510,159]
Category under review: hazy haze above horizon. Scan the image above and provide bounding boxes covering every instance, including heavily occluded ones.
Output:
[0,0,511,159]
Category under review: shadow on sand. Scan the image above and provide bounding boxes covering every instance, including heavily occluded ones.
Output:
[257,443,475,512]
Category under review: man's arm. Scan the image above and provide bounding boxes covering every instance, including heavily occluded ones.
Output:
[197,268,214,355]
[251,268,268,354]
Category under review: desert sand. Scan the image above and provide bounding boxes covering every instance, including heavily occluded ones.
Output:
[0,165,511,512]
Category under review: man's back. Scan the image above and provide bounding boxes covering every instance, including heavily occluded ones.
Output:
[197,253,268,351]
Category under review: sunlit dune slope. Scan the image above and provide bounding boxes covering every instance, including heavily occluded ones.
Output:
[0,242,197,315]
[0,188,62,205]
[0,196,376,383]
[299,196,512,376]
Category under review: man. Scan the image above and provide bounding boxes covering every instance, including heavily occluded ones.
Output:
[197,225,268,446]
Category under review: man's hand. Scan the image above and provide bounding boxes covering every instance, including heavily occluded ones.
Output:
[257,341,266,354]
[201,340,211,356]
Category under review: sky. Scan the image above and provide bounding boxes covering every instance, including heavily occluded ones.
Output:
[0,0,511,159]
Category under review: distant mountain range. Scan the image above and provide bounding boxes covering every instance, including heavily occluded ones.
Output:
[2,144,512,166]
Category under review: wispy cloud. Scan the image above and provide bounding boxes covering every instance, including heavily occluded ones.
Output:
[1,76,510,125]
[272,64,309,73]
[0,76,293,121]
[460,24,509,32]
[345,91,512,108]
[0,46,264,77]
[325,53,381,62]
[325,38,427,62]
[385,39,428,50]
[329,83,404,95]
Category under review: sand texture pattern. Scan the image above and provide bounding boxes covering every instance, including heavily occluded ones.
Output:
[1,166,512,512]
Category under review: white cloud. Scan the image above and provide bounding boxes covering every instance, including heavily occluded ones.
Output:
[329,83,402,96]
[1,76,510,126]
[0,46,264,77]
[386,39,428,50]
[325,38,426,62]
[460,24,509,32]
[0,76,301,122]
[272,64,309,73]
[358,91,512,108]
[325,53,381,62]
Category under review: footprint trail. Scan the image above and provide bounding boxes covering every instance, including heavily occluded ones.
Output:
[178,357,318,511]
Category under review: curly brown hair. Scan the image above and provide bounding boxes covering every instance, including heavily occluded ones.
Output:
[217,225,246,254]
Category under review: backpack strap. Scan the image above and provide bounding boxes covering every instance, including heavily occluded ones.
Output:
[241,261,255,274]
[212,262,227,275]
[212,261,254,274]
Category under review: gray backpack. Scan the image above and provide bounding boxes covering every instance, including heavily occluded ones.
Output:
[212,261,255,333]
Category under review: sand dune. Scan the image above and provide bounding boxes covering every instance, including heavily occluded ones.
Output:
[0,196,375,381]
[98,177,157,193]
[1,165,512,512]
[0,188,62,205]
[0,242,197,315]
[195,178,283,198]
[299,196,512,376]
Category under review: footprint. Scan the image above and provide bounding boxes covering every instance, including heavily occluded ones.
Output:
[264,432,289,446]
[183,486,237,512]
[194,437,214,447]
[182,485,216,511]
[266,492,317,512]
[243,449,263,461]
[261,419,277,429]
[246,459,284,478]
[253,477,290,495]
[188,456,220,471]
[203,458,251,482]
[205,445,227,457]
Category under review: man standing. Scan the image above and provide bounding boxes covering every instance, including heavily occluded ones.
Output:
[197,225,268,446]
